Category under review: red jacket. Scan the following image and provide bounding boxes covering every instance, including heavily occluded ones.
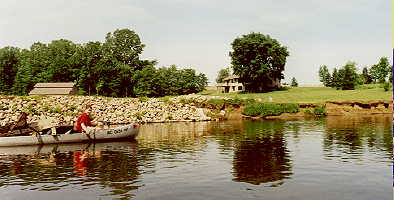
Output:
[74,113,92,132]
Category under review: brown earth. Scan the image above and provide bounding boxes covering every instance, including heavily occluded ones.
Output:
[219,101,392,120]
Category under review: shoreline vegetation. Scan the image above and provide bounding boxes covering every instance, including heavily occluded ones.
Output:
[0,86,391,128]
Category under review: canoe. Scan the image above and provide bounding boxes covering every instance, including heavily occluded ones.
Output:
[0,141,137,156]
[0,124,139,147]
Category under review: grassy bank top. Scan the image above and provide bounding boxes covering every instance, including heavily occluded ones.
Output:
[200,85,391,104]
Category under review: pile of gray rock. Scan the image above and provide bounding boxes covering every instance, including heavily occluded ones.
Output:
[0,95,218,127]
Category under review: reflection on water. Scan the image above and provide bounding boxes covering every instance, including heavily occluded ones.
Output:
[0,115,391,200]
[0,142,143,199]
[323,115,392,160]
[232,121,292,186]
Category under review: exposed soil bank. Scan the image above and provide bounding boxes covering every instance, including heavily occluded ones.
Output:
[241,101,392,120]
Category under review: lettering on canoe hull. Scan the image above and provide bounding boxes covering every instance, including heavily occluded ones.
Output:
[106,127,129,135]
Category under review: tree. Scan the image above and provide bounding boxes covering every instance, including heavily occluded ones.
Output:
[12,42,51,95]
[104,28,145,67]
[318,65,331,87]
[216,68,230,83]
[291,77,298,87]
[0,46,20,94]
[290,77,298,87]
[45,39,78,82]
[229,32,289,92]
[338,62,358,90]
[361,67,373,84]
[370,57,390,83]
[331,68,340,89]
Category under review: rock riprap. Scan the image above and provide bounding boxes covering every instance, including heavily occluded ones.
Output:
[0,95,215,127]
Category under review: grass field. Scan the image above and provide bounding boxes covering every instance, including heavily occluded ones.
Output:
[199,84,392,104]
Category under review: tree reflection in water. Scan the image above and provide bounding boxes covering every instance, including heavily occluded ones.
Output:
[323,115,392,159]
[209,120,293,186]
[0,141,149,199]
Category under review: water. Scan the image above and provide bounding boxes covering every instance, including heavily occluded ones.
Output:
[0,115,391,200]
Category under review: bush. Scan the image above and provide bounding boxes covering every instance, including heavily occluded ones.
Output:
[243,103,299,117]
[138,96,149,102]
[313,106,326,116]
[383,82,390,91]
[48,106,63,113]
[132,112,145,120]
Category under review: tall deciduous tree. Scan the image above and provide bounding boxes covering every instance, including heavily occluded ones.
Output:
[370,57,390,83]
[104,28,145,66]
[0,47,20,94]
[230,33,289,92]
[216,68,230,83]
[338,62,358,90]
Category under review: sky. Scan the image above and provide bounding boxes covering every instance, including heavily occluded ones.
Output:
[0,0,391,85]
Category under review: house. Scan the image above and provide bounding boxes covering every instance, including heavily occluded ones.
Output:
[29,82,77,96]
[216,75,244,93]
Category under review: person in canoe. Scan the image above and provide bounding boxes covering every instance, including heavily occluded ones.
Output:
[73,104,96,134]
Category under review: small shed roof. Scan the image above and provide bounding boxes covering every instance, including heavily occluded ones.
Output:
[223,75,239,81]
[29,82,76,95]
[34,82,75,88]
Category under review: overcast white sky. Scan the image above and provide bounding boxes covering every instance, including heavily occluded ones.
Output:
[0,0,391,85]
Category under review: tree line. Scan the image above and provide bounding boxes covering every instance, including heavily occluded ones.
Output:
[318,57,391,90]
[0,29,207,97]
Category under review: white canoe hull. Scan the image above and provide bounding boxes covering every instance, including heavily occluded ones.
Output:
[0,141,137,156]
[0,124,139,147]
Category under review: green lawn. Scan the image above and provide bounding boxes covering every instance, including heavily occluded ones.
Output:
[200,85,391,104]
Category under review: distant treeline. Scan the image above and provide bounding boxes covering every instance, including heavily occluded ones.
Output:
[0,29,208,97]
[318,58,392,90]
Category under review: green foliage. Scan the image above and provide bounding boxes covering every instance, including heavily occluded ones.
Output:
[1,28,208,97]
[318,65,331,87]
[355,84,380,90]
[138,96,149,102]
[230,32,289,92]
[313,106,326,116]
[338,62,358,90]
[68,104,78,112]
[243,103,299,117]
[0,46,20,94]
[331,68,340,89]
[291,77,298,87]
[48,106,63,113]
[370,57,390,83]
[132,112,145,120]
[327,62,359,90]
[133,65,207,97]
[383,81,390,91]
[361,67,373,84]
[216,68,230,83]
[22,104,39,115]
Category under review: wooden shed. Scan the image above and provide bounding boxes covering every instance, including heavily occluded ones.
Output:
[29,82,77,96]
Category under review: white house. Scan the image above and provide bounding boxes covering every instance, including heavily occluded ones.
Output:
[216,75,244,93]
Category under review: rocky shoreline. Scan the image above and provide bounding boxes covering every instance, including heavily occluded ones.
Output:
[0,95,391,127]
[0,95,222,127]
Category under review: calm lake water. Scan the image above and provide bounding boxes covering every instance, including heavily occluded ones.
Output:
[0,115,392,200]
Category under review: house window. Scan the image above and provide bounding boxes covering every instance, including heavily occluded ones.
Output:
[232,86,235,91]
[238,86,243,90]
